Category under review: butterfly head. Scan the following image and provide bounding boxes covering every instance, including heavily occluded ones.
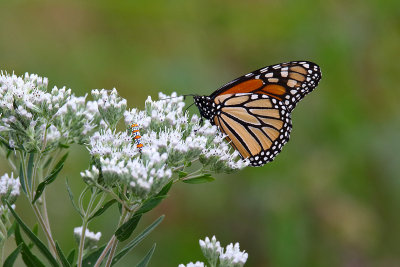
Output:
[193,95,215,120]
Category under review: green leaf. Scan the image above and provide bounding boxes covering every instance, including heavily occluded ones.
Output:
[27,153,35,190]
[42,156,53,170]
[59,143,70,148]
[182,174,215,184]
[136,243,156,267]
[82,245,106,267]
[155,181,173,197]
[7,221,16,238]
[32,223,39,236]
[3,244,22,267]
[115,214,142,242]
[66,249,75,265]
[14,223,23,246]
[19,163,27,194]
[14,224,46,267]
[135,196,167,215]
[6,202,59,267]
[32,153,69,204]
[56,241,71,267]
[28,224,39,249]
[178,171,188,178]
[66,178,83,217]
[20,243,46,267]
[88,199,117,221]
[112,215,164,266]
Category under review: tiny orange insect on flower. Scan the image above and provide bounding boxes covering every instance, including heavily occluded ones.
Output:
[130,123,143,151]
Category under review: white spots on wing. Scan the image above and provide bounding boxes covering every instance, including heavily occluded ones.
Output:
[268,78,279,83]
[251,94,259,100]
[245,73,254,77]
[236,93,252,96]
[281,71,288,77]
[264,72,273,78]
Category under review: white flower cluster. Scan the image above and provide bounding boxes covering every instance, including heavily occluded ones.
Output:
[0,71,100,152]
[219,243,248,267]
[0,172,20,204]
[84,91,247,199]
[125,92,248,172]
[92,89,126,129]
[74,226,101,249]
[85,128,172,197]
[180,236,248,267]
[178,262,205,267]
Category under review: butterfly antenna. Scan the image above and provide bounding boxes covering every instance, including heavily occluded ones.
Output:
[184,101,196,114]
[159,94,196,101]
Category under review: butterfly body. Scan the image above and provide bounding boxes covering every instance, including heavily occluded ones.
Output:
[194,61,321,167]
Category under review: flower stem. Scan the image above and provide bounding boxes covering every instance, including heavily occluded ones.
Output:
[18,151,59,260]
[94,208,130,267]
[31,203,58,260]
[77,188,99,267]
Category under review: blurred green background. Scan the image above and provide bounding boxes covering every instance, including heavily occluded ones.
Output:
[1,0,400,266]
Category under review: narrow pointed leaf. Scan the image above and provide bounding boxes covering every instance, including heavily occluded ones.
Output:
[43,156,53,169]
[178,171,188,178]
[156,181,173,197]
[19,163,27,194]
[136,243,156,267]
[6,202,59,267]
[66,249,75,265]
[115,214,142,242]
[14,224,46,267]
[182,174,215,184]
[56,241,71,267]
[14,223,23,246]
[7,221,16,238]
[3,244,22,267]
[88,199,117,221]
[111,215,164,266]
[66,179,83,217]
[32,153,69,204]
[27,153,35,190]
[135,196,166,215]
[20,243,46,267]
[82,244,106,267]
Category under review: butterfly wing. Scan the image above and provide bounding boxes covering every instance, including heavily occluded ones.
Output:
[210,61,321,111]
[212,93,291,166]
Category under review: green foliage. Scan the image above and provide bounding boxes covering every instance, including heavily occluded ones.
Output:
[7,202,59,267]
[136,244,156,267]
[32,153,69,204]
[112,215,164,266]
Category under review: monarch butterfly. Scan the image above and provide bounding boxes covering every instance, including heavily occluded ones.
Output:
[130,123,143,151]
[193,61,321,167]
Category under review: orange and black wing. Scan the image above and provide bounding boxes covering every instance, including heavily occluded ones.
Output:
[212,93,291,166]
[210,61,321,112]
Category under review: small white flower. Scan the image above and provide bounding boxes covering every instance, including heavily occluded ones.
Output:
[219,243,248,267]
[199,236,222,267]
[0,172,20,204]
[74,226,102,248]
[178,261,205,267]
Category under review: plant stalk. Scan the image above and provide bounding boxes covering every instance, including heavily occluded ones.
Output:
[77,189,98,267]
